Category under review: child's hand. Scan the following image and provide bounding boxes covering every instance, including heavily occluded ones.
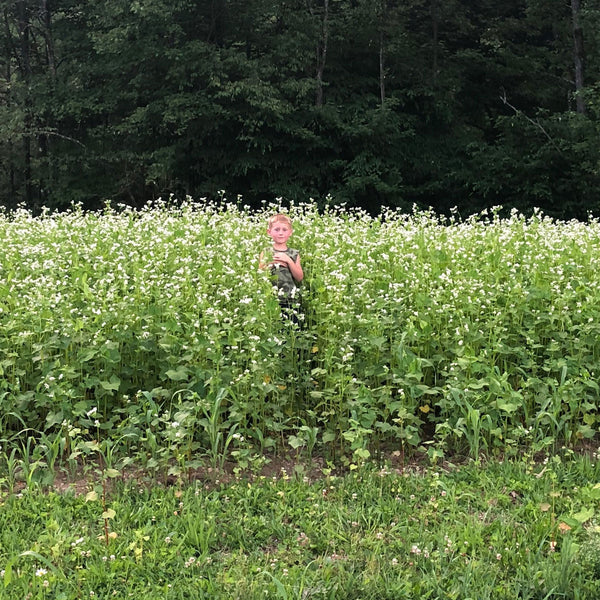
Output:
[272,252,291,266]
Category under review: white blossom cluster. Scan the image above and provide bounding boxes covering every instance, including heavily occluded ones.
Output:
[0,201,599,449]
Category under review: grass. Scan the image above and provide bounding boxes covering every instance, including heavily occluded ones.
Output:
[2,452,600,599]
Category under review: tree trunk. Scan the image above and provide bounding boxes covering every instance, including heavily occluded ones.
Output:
[2,9,16,201]
[431,0,439,86]
[41,0,56,77]
[16,0,32,206]
[315,0,329,107]
[571,0,585,114]
[38,0,57,206]
[379,28,385,107]
[209,0,226,46]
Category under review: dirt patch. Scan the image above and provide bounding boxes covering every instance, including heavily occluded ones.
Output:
[6,448,429,497]
[6,442,595,497]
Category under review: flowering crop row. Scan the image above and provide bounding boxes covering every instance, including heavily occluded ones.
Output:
[0,201,599,465]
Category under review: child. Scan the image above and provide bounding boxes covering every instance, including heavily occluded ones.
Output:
[259,214,304,323]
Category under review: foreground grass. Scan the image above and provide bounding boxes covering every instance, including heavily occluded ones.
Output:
[2,453,600,599]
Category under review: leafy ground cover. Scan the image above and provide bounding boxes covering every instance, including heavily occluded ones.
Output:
[2,452,600,599]
[1,201,600,472]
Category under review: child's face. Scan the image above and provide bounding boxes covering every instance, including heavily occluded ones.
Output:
[268,221,293,246]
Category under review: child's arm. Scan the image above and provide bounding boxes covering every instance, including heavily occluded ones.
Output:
[274,252,304,282]
[258,251,268,270]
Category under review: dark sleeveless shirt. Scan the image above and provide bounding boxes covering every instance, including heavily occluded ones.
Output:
[269,247,300,300]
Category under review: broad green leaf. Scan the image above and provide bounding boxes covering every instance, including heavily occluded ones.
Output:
[100,375,121,391]
[288,436,305,450]
[571,507,594,525]
[165,367,189,381]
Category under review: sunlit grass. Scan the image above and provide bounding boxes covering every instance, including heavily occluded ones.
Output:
[2,453,600,599]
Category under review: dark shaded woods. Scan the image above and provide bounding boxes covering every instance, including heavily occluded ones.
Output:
[1,0,599,219]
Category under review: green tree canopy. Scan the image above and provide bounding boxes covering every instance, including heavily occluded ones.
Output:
[0,0,598,218]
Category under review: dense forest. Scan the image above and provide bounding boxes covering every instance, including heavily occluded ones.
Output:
[1,0,599,218]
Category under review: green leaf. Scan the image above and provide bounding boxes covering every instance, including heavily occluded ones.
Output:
[100,375,121,391]
[587,484,600,500]
[3,559,13,587]
[354,448,371,460]
[288,435,304,450]
[165,367,189,381]
[45,410,64,427]
[571,507,594,525]
[80,349,99,362]
[322,431,336,444]
[577,424,596,439]
[496,400,520,414]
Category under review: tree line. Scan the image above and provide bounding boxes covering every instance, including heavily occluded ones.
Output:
[1,0,599,218]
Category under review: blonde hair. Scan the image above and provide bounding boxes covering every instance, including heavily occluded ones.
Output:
[267,214,293,229]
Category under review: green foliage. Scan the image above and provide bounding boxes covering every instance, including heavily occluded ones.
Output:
[0,202,599,467]
[2,457,600,598]
[0,1,599,216]
[468,111,600,219]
